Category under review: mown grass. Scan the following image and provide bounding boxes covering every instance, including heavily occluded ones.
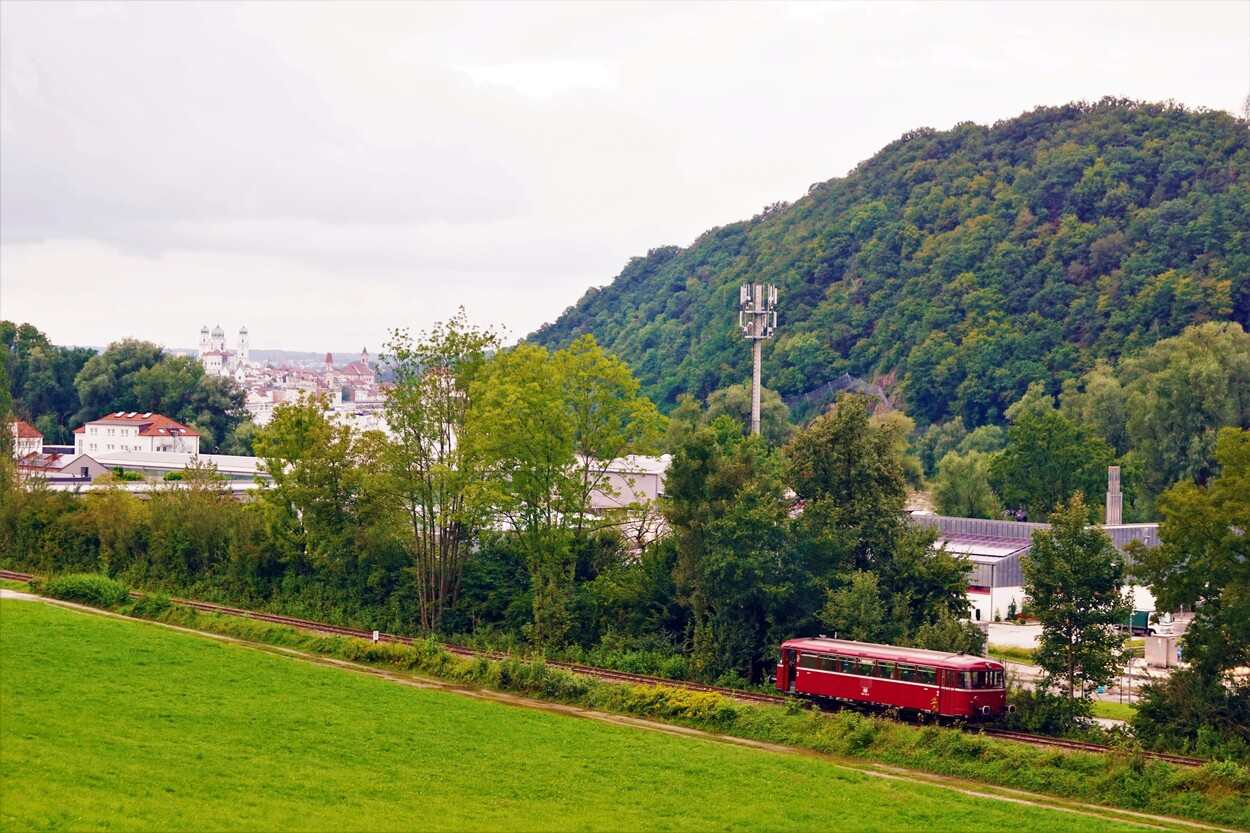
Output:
[0,600,1160,833]
[1091,701,1139,722]
[989,644,1038,664]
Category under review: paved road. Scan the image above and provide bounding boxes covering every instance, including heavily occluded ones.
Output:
[988,622,1042,648]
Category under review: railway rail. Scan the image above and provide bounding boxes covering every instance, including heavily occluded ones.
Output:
[979,728,1207,767]
[0,568,1207,765]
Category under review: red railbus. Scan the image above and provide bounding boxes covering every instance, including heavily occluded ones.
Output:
[775,637,1009,719]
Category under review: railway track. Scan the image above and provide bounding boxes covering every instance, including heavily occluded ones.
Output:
[978,728,1207,767]
[0,568,1207,764]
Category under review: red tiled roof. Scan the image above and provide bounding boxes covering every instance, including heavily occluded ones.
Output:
[12,419,43,439]
[72,412,202,438]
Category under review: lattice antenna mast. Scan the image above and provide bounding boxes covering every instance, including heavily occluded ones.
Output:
[739,283,778,436]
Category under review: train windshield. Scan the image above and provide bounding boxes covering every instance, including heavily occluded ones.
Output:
[959,670,1004,689]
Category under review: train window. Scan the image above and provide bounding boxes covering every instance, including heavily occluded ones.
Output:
[940,670,959,687]
[799,653,819,670]
[857,659,875,676]
[819,655,837,672]
[837,657,855,673]
[897,663,915,682]
[876,661,895,679]
[961,670,1005,689]
[916,666,937,685]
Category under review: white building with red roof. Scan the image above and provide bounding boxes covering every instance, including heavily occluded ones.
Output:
[73,412,201,456]
[10,419,44,459]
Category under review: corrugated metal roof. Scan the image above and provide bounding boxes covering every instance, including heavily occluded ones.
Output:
[937,533,1031,560]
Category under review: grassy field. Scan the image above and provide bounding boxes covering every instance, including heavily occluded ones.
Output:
[989,644,1037,664]
[0,600,1162,833]
[1091,700,1138,722]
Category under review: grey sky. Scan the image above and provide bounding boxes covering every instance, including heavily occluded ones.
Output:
[1,1,1247,353]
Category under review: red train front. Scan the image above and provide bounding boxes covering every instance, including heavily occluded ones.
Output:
[775,637,1008,719]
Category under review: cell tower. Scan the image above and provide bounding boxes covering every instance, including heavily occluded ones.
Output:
[739,283,779,436]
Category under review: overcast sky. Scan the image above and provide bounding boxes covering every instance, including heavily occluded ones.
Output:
[2,1,1247,354]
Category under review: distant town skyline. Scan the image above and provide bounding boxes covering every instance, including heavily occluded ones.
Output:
[2,1,1247,352]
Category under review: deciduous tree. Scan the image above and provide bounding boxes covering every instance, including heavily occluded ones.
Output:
[932,450,1001,519]
[1023,494,1130,723]
[380,311,502,633]
[990,410,1116,522]
[1130,427,1250,677]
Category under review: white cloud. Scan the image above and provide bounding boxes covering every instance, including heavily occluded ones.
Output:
[461,60,617,99]
[929,43,1011,73]
[1001,38,1073,72]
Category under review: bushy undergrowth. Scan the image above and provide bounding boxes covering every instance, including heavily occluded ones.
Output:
[121,602,1250,830]
[560,645,690,681]
[130,592,172,618]
[35,573,130,609]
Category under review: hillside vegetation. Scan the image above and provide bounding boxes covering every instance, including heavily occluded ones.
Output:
[530,99,1250,427]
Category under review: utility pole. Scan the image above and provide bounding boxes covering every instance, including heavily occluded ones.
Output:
[739,283,778,436]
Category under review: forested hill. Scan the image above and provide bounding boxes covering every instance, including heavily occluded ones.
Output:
[529,99,1250,427]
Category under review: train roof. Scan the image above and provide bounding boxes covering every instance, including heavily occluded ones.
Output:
[781,637,1003,671]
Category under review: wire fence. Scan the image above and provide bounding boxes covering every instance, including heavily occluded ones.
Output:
[782,372,886,411]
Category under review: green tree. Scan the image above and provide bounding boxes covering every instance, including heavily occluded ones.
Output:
[470,343,575,648]
[1004,380,1058,423]
[1022,494,1130,723]
[79,477,150,576]
[664,416,789,681]
[818,570,892,643]
[785,394,972,641]
[1130,427,1250,677]
[1120,322,1250,505]
[1059,360,1129,454]
[873,410,924,490]
[784,394,908,576]
[557,335,665,542]
[913,416,968,477]
[469,337,663,649]
[907,609,987,655]
[703,381,793,446]
[932,450,1001,519]
[252,396,376,570]
[380,311,502,633]
[72,338,164,424]
[2,321,94,444]
[990,410,1116,522]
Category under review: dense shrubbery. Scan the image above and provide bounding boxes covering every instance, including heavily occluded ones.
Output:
[37,573,130,609]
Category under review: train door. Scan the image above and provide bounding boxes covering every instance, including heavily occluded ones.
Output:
[778,649,797,693]
[937,669,958,716]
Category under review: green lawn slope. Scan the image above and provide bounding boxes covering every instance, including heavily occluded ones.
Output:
[1,600,1158,832]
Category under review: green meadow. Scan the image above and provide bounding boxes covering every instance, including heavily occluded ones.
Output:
[1,600,1161,832]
